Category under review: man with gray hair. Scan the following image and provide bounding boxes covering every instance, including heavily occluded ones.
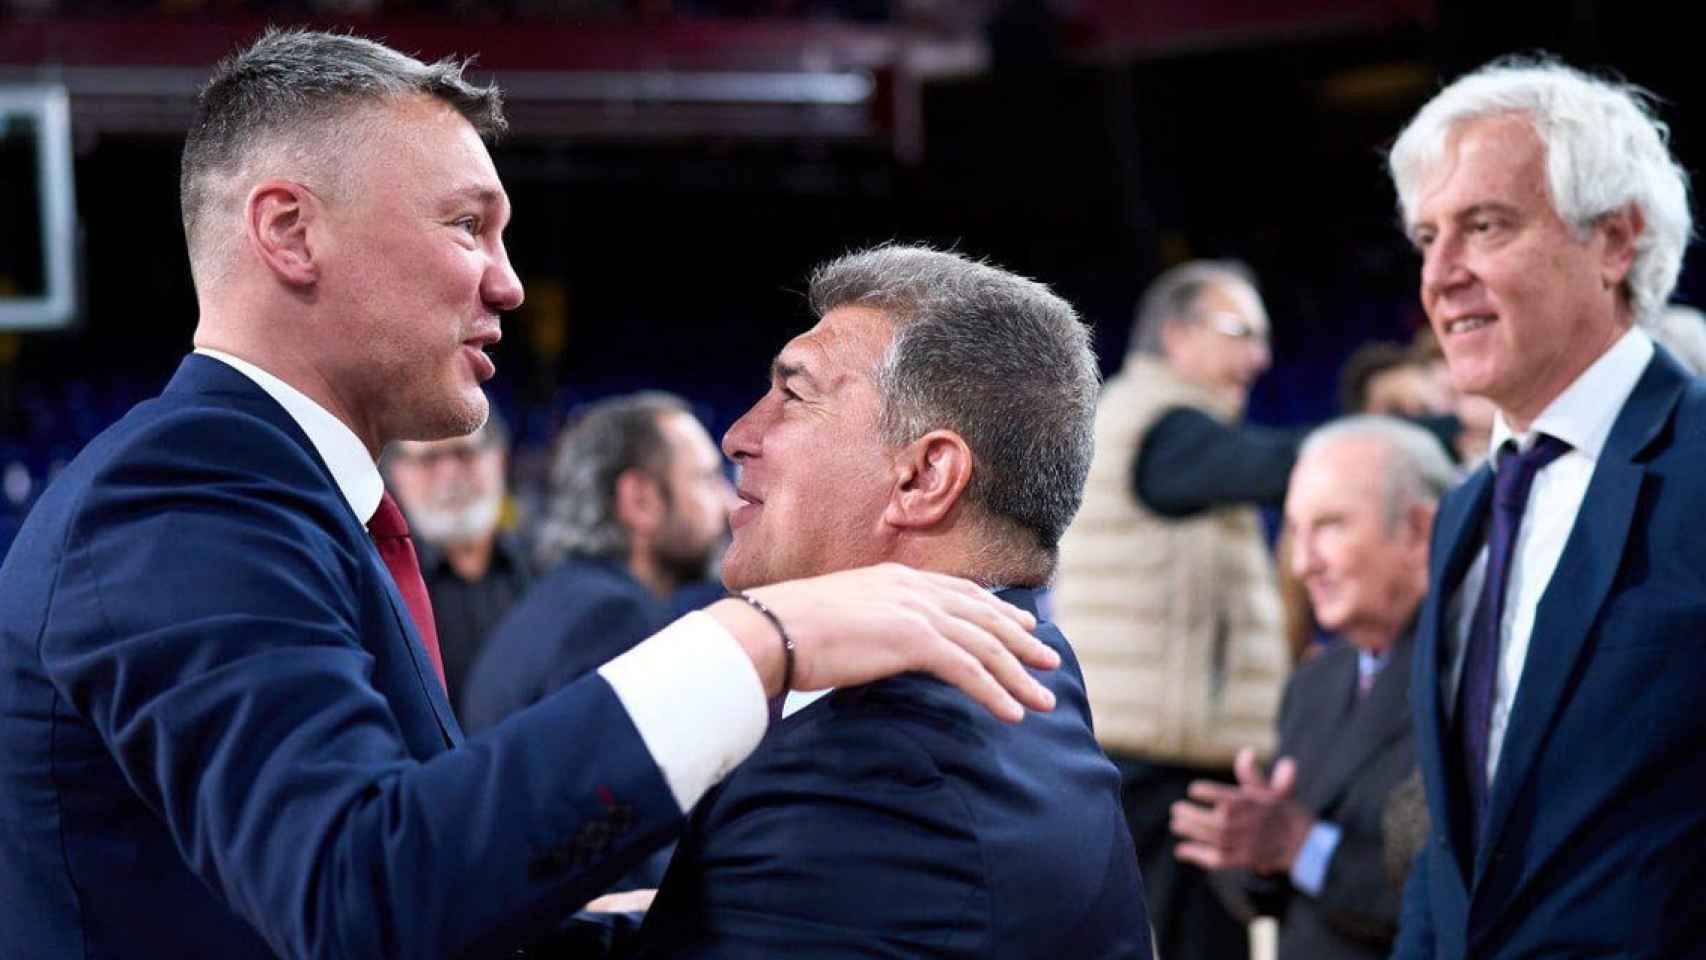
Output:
[635,244,1151,958]
[1385,56,1706,957]
[0,31,1060,959]
[1052,259,1295,960]
[461,392,733,734]
[1171,416,1453,960]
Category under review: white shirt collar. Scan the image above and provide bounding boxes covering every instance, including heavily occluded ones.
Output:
[1488,326,1653,465]
[194,348,385,525]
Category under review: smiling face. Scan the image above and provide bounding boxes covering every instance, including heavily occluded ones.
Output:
[1285,437,1430,651]
[318,95,524,448]
[719,306,900,591]
[1409,114,1634,430]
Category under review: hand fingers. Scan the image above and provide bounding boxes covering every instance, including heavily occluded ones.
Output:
[1185,780,1240,805]
[919,636,1028,723]
[1234,747,1264,791]
[1270,756,1298,797]
[920,573,1056,671]
[933,611,1056,715]
[1174,841,1224,871]
[1168,799,1221,844]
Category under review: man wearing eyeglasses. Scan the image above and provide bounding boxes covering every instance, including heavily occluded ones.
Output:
[1053,259,1294,960]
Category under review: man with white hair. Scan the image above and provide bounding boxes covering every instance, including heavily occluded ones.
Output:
[1171,416,1454,960]
[1386,56,1706,957]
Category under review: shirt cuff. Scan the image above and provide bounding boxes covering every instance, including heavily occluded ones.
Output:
[1289,820,1341,897]
[597,610,768,813]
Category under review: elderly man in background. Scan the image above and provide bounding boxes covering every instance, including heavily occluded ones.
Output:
[462,392,733,733]
[384,409,531,718]
[1053,259,1293,960]
[1387,58,1706,957]
[1172,416,1453,960]
[635,245,1151,959]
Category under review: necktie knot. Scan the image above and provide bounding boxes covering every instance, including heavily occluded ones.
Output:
[367,491,410,540]
[1493,434,1570,509]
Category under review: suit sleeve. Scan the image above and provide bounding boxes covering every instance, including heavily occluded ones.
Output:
[1311,823,1403,945]
[41,413,687,959]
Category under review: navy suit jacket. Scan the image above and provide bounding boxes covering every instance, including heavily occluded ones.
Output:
[0,356,682,959]
[1395,348,1706,959]
[637,589,1153,959]
[462,557,666,735]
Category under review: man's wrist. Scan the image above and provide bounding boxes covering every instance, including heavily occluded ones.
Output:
[707,598,785,698]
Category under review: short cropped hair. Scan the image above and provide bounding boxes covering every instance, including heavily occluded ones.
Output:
[808,245,1099,566]
[1127,260,1260,358]
[181,27,506,281]
[533,392,689,569]
[1298,415,1458,529]
[1388,56,1692,325]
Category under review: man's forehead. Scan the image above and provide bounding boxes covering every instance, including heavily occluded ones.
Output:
[1412,115,1548,220]
[777,306,894,376]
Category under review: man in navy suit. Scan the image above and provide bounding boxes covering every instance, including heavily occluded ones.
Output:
[1385,58,1706,957]
[635,245,1153,958]
[463,392,733,735]
[0,30,1060,960]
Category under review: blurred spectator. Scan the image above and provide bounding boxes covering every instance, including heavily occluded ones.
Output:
[460,391,733,734]
[1053,259,1293,960]
[1648,303,1706,374]
[383,410,532,719]
[1338,340,1454,418]
[1172,416,1452,960]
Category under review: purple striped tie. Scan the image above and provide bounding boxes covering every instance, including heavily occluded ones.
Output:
[1457,433,1569,848]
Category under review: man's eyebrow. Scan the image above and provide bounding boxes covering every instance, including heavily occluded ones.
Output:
[772,359,820,390]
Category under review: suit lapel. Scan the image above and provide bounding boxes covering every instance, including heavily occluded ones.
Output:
[171,356,462,748]
[371,556,463,748]
[1413,466,1491,884]
[1298,633,1414,815]
[1475,354,1684,881]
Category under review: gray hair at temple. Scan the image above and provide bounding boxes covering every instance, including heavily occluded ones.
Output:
[180,27,506,287]
[1388,56,1692,325]
[533,392,690,570]
[1299,415,1458,529]
[808,244,1099,576]
[1127,260,1261,358]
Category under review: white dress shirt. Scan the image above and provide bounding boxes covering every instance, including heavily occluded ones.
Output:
[1441,327,1653,787]
[195,348,767,812]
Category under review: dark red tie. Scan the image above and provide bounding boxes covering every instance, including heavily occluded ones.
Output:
[367,491,447,691]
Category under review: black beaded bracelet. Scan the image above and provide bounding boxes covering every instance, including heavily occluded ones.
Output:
[733,591,795,694]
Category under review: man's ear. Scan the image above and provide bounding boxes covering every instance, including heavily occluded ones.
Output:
[1405,500,1437,558]
[1597,203,1644,293]
[884,429,973,530]
[245,178,321,287]
[614,468,666,538]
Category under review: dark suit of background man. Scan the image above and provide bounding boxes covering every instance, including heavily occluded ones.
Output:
[1172,416,1455,959]
[1382,58,1706,958]
[0,30,1060,960]
[635,245,1153,958]
[383,409,533,721]
[463,392,734,735]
